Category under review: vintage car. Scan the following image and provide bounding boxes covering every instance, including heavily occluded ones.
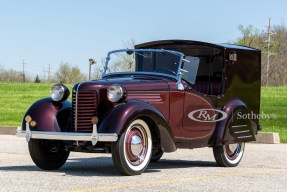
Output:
[17,40,261,176]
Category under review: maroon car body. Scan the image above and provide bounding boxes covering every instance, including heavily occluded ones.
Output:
[17,40,261,175]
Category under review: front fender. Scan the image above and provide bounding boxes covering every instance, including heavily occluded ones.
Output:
[98,100,176,152]
[21,97,72,132]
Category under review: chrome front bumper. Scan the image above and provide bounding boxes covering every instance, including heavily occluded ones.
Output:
[16,122,118,146]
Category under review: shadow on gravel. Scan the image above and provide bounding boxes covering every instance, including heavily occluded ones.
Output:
[0,157,217,176]
[146,159,217,173]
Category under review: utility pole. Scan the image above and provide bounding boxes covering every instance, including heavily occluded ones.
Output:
[266,18,276,86]
[43,68,47,82]
[22,60,27,82]
[48,64,51,83]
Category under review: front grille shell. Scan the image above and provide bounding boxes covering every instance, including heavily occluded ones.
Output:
[72,90,97,133]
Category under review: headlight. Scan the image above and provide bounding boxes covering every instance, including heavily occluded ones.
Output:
[50,84,70,102]
[107,84,124,102]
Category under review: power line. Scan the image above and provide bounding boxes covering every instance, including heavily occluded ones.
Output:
[43,64,52,83]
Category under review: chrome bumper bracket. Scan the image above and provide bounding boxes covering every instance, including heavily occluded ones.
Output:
[25,122,32,142]
[91,124,98,146]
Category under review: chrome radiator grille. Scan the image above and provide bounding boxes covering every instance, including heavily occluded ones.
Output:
[72,90,97,132]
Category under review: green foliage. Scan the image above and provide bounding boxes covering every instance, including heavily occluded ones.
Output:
[54,63,86,84]
[236,24,261,48]
[107,52,135,73]
[0,83,286,143]
[234,23,287,86]
[54,63,71,83]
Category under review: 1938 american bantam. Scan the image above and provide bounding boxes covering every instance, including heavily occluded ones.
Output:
[17,40,261,175]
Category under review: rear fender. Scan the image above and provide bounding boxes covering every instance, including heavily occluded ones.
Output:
[98,100,176,152]
[213,99,257,145]
[21,97,72,132]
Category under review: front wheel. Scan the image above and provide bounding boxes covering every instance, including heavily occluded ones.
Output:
[150,148,164,163]
[28,139,70,170]
[213,143,245,167]
[111,119,152,176]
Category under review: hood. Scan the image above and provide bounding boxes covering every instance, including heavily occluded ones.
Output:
[73,75,172,92]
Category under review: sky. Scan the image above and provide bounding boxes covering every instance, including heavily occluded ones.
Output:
[0,0,287,80]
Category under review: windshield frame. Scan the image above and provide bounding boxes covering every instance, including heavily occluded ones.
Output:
[102,49,185,80]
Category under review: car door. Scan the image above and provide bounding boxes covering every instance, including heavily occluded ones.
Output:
[181,90,216,139]
[179,56,216,140]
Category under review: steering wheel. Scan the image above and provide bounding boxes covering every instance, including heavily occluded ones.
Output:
[154,68,177,75]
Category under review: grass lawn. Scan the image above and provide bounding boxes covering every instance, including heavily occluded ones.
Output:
[260,87,287,143]
[0,83,73,126]
[0,82,286,142]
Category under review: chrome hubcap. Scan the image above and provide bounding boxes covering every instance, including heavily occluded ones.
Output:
[224,143,245,162]
[228,144,238,154]
[123,119,152,171]
[130,135,143,156]
[125,124,148,166]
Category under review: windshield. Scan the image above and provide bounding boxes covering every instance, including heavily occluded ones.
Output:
[103,49,184,77]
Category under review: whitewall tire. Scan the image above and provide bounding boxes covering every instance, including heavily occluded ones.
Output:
[213,143,245,167]
[111,119,152,175]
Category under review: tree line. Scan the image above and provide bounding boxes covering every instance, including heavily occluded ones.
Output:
[234,23,287,86]
[0,63,86,84]
[1,26,286,86]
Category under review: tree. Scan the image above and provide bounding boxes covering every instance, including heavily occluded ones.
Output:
[91,38,137,80]
[34,75,41,83]
[122,38,136,49]
[54,63,86,84]
[92,58,105,80]
[54,63,71,84]
[106,52,135,74]
[234,23,287,86]
[267,25,287,86]
[0,68,31,82]
[236,25,261,47]
[68,66,86,83]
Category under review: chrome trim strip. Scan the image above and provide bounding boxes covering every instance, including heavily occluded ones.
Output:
[139,100,162,102]
[127,93,162,102]
[232,125,248,128]
[237,135,253,139]
[128,94,160,96]
[75,82,83,132]
[234,130,250,134]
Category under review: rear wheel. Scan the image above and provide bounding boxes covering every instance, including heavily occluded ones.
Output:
[28,139,70,170]
[111,119,152,175]
[213,143,245,167]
